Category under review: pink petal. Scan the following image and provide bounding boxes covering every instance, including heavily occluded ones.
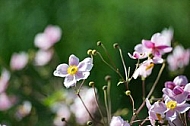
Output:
[64,75,76,88]
[53,64,68,77]
[69,55,79,66]
[142,40,155,48]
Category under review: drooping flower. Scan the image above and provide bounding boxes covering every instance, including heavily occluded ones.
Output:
[146,99,167,126]
[110,116,130,126]
[10,52,28,71]
[70,87,97,125]
[133,59,154,79]
[34,49,54,66]
[34,25,62,50]
[53,54,93,88]
[167,45,190,71]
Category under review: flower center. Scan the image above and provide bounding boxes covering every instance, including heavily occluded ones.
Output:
[146,62,154,71]
[67,66,78,75]
[156,113,162,121]
[166,100,177,110]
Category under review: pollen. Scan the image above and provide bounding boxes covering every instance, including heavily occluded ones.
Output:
[67,65,78,75]
[146,62,154,71]
[166,100,177,110]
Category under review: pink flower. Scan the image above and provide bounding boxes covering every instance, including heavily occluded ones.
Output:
[133,59,154,79]
[167,45,190,71]
[53,54,93,88]
[165,99,190,122]
[142,28,173,57]
[10,52,28,71]
[0,69,10,93]
[34,49,54,66]
[129,28,173,62]
[34,25,62,50]
[110,116,130,126]
[162,75,190,103]
[70,87,97,125]
[146,99,167,126]
[0,93,15,111]
[53,104,71,126]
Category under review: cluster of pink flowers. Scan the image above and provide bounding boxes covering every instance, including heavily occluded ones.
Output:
[146,75,190,125]
[49,87,97,126]
[34,25,62,66]
[129,28,173,79]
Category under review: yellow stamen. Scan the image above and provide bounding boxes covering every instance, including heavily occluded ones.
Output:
[166,100,177,110]
[146,62,154,71]
[67,66,78,75]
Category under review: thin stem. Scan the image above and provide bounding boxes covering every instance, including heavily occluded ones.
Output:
[107,80,112,124]
[117,47,128,80]
[142,79,145,100]
[130,63,165,125]
[103,88,110,125]
[77,93,104,125]
[100,43,117,69]
[92,85,106,125]
[129,94,135,116]
[97,52,124,80]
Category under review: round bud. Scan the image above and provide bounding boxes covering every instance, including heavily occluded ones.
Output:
[102,85,107,90]
[113,43,119,49]
[87,121,93,125]
[89,81,95,87]
[125,90,131,96]
[92,50,97,55]
[87,49,93,55]
[97,41,102,46]
[105,75,111,81]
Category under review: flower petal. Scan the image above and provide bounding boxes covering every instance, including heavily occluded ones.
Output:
[69,54,79,66]
[53,64,68,77]
[78,57,93,72]
[64,75,76,88]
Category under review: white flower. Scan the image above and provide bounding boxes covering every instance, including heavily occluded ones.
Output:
[53,54,93,88]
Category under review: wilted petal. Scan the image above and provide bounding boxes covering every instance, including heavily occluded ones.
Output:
[53,64,68,77]
[69,54,79,66]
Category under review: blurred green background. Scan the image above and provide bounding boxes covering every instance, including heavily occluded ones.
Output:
[1,0,190,125]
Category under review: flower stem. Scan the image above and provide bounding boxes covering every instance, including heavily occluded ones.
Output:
[130,62,165,125]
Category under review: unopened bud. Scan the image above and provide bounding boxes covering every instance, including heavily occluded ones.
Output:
[87,49,93,55]
[113,43,119,49]
[87,121,93,125]
[105,75,111,81]
[92,50,97,55]
[125,90,131,96]
[97,41,102,46]
[102,85,107,90]
[89,81,95,87]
